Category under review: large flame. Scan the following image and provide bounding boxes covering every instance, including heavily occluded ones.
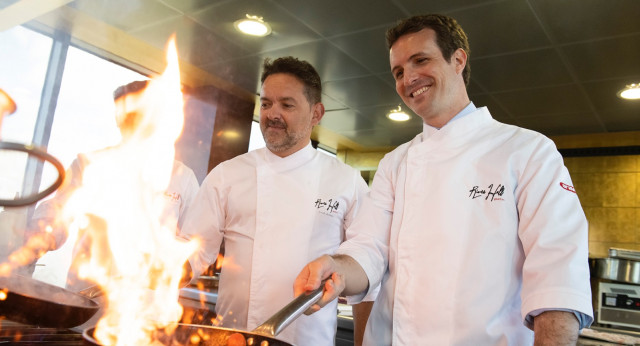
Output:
[59,37,198,345]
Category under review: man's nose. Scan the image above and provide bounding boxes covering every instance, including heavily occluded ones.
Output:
[264,106,282,120]
[403,68,419,86]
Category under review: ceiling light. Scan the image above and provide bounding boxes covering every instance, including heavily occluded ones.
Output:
[387,105,410,122]
[234,14,271,37]
[617,83,640,100]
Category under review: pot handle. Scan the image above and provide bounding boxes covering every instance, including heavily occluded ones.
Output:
[252,280,327,337]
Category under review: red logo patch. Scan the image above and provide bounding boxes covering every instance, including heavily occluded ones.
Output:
[560,182,576,193]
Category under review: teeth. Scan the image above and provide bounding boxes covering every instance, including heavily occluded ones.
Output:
[412,86,429,97]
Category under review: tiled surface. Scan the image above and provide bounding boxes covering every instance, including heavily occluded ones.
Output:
[567,154,640,257]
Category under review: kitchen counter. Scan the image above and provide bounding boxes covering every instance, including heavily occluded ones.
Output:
[179,286,217,308]
[578,326,640,345]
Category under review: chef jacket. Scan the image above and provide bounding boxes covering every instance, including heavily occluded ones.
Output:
[338,106,593,345]
[31,154,200,290]
[180,143,369,346]
[33,155,199,242]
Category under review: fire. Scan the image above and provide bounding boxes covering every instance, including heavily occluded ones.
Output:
[57,36,199,344]
[0,88,17,136]
[215,253,224,271]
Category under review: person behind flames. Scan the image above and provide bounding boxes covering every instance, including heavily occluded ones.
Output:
[179,56,373,345]
[294,14,594,345]
[28,80,200,292]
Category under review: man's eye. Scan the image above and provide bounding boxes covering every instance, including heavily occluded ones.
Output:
[260,103,269,109]
[394,71,403,80]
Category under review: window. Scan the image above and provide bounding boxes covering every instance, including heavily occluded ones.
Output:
[0,26,52,206]
[0,25,146,286]
[248,120,266,151]
[46,45,146,176]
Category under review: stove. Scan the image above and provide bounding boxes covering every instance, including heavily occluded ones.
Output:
[0,319,84,344]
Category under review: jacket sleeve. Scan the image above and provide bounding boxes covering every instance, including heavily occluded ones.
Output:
[29,156,86,248]
[516,136,593,328]
[179,165,226,278]
[176,164,200,230]
[338,154,393,303]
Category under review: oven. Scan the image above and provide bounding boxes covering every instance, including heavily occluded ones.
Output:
[598,282,640,330]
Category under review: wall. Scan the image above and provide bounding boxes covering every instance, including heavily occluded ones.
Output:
[176,85,254,184]
[553,131,640,258]
[565,155,640,258]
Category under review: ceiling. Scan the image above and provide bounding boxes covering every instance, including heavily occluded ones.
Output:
[3,0,640,152]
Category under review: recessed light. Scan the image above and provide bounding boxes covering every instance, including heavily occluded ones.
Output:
[387,105,410,121]
[618,83,640,100]
[234,14,272,37]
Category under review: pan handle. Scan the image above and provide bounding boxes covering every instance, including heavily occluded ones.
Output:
[0,141,65,207]
[252,280,327,337]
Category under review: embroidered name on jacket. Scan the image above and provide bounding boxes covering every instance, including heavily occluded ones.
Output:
[469,184,505,201]
[164,192,181,202]
[314,198,340,214]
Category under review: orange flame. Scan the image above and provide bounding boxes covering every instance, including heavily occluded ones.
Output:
[58,36,199,345]
[215,253,224,271]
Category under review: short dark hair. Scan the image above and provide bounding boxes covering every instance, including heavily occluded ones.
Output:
[113,80,149,101]
[386,14,471,86]
[260,57,322,105]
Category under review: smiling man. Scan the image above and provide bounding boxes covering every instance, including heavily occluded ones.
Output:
[179,57,371,345]
[294,14,593,345]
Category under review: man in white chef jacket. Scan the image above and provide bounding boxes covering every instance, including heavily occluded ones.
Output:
[29,80,200,291]
[294,14,594,346]
[179,57,370,345]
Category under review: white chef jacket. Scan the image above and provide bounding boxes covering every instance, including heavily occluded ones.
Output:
[31,154,200,290]
[180,143,369,346]
[338,107,593,345]
[33,155,199,242]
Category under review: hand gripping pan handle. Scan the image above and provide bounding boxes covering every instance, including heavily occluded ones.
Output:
[252,280,327,337]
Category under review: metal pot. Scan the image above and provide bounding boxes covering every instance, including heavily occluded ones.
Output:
[82,282,325,345]
[0,274,99,328]
[594,257,640,284]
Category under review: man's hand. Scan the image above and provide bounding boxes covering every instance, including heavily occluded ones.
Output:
[294,254,369,315]
[294,255,344,315]
[533,310,579,346]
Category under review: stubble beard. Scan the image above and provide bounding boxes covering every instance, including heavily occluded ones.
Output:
[261,119,311,154]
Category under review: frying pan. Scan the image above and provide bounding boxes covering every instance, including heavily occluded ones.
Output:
[82,281,326,345]
[0,274,99,328]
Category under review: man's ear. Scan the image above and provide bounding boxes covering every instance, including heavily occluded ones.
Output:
[311,102,325,126]
[453,48,467,75]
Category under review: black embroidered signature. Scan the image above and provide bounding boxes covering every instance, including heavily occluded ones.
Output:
[469,184,505,201]
[315,198,339,213]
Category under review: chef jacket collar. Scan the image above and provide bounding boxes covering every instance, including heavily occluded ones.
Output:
[263,141,316,172]
[422,101,477,141]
